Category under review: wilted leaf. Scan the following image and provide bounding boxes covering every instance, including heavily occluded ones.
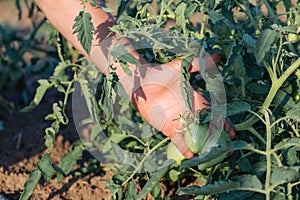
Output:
[21,79,53,113]
[20,168,42,200]
[59,140,84,177]
[37,153,56,181]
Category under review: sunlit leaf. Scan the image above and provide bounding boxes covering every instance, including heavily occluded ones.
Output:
[72,11,94,54]
[21,79,53,112]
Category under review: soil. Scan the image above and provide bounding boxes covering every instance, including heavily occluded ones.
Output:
[0,82,115,200]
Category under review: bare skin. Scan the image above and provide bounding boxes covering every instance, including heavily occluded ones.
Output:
[34,0,235,158]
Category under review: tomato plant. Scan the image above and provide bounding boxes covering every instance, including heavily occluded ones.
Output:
[20,0,300,200]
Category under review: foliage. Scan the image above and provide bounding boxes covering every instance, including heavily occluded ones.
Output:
[20,0,300,200]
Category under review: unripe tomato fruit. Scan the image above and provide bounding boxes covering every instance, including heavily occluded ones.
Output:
[166,142,186,165]
[183,122,209,154]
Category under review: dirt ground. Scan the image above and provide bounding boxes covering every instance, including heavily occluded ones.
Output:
[0,89,113,200]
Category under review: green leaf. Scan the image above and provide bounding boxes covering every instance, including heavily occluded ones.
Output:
[226,101,251,116]
[20,168,42,200]
[223,41,246,95]
[110,45,141,67]
[111,142,134,166]
[90,123,101,141]
[254,29,278,62]
[99,72,118,120]
[52,103,67,124]
[180,133,233,169]
[100,6,114,13]
[53,61,70,77]
[119,62,132,76]
[185,3,197,19]
[271,166,300,186]
[274,138,300,150]
[137,167,168,200]
[231,174,262,189]
[168,169,181,182]
[125,181,137,200]
[21,79,53,112]
[286,105,300,121]
[286,146,300,166]
[37,153,56,181]
[243,33,256,52]
[273,90,296,110]
[180,58,193,111]
[151,182,161,199]
[175,2,187,34]
[59,140,84,177]
[177,180,241,196]
[78,78,100,125]
[249,161,267,176]
[44,127,56,149]
[246,81,270,95]
[238,157,252,172]
[72,11,94,54]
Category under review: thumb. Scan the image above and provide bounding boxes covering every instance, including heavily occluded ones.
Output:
[189,53,221,73]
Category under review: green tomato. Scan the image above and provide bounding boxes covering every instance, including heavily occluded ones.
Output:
[184,122,209,154]
[166,142,186,165]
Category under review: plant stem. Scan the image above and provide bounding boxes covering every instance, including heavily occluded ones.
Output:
[199,14,207,39]
[264,110,272,200]
[234,58,300,131]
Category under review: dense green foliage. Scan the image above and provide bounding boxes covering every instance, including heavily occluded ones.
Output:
[18,0,300,199]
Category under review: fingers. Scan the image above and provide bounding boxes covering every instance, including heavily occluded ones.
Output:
[189,53,221,73]
[170,132,194,159]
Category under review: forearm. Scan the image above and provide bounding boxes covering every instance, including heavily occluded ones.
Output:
[35,0,142,76]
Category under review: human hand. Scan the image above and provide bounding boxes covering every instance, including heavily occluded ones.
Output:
[120,53,235,159]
